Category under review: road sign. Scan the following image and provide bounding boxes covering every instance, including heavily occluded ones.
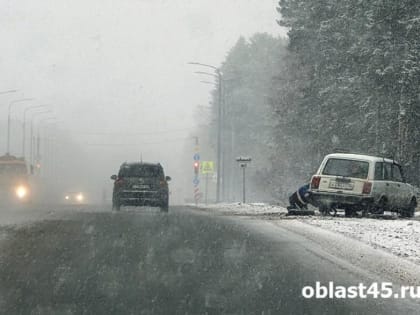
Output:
[201,161,214,174]
[236,156,252,162]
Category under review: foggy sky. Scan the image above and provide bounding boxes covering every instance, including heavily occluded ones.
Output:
[0,0,286,202]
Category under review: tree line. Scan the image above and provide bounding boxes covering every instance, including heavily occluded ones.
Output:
[204,0,420,202]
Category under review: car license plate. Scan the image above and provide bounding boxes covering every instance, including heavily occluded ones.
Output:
[329,181,354,190]
[133,185,149,189]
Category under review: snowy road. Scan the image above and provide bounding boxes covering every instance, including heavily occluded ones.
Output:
[0,204,419,314]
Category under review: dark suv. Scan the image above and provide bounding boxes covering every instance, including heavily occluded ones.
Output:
[111,162,171,212]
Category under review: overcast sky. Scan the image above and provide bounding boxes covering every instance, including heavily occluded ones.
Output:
[0,0,286,200]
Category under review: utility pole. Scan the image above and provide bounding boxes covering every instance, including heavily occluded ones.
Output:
[7,98,34,154]
[22,105,49,158]
[216,68,223,203]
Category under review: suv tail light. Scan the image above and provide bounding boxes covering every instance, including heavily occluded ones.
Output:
[311,176,321,189]
[362,182,372,194]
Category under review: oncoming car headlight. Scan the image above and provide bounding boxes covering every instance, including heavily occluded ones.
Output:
[76,193,84,202]
[15,185,28,199]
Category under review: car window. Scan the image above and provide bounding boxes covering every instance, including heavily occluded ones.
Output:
[392,164,403,182]
[322,158,369,179]
[119,165,163,178]
[374,162,384,180]
[384,163,392,180]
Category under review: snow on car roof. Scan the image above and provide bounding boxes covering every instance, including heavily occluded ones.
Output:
[325,153,396,164]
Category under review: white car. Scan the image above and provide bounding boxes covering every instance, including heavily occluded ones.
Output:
[310,153,417,217]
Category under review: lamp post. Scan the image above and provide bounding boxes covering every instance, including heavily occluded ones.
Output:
[29,111,53,166]
[189,62,223,203]
[36,117,57,175]
[22,105,50,158]
[7,98,34,154]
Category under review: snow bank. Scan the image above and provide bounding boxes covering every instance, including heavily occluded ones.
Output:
[300,216,420,265]
[195,202,287,215]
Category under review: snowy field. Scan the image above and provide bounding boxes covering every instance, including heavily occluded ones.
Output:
[196,203,420,265]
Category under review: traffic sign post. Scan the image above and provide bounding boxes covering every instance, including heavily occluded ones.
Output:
[193,137,201,205]
[236,157,252,203]
[200,161,214,174]
[200,161,214,204]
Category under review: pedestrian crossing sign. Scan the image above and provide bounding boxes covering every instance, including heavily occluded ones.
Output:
[200,161,214,174]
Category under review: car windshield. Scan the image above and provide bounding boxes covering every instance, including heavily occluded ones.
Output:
[119,165,163,178]
[322,158,369,179]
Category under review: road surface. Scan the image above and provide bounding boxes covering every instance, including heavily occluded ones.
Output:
[0,204,418,314]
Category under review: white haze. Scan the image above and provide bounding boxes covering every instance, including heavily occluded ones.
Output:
[0,0,286,204]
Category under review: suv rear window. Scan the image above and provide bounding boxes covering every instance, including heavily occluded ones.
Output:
[322,158,369,179]
[119,165,163,178]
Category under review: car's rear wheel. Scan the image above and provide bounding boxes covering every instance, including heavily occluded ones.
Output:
[319,205,336,216]
[371,197,387,215]
[112,196,121,211]
[159,198,169,212]
[160,203,169,213]
[400,198,416,218]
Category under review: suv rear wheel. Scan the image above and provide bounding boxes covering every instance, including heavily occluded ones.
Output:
[160,201,169,213]
[400,198,416,218]
[319,205,336,216]
[370,197,387,215]
[112,195,121,211]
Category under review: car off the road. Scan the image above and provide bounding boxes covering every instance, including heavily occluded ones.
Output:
[310,153,418,217]
[111,162,171,212]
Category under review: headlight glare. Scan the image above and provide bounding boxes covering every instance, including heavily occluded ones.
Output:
[15,186,28,199]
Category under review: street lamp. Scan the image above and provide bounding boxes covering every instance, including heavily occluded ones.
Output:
[22,105,50,158]
[35,117,57,174]
[189,62,223,203]
[29,111,53,165]
[7,98,34,154]
[37,118,59,178]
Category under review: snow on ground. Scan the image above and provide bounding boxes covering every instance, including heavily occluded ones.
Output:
[196,202,420,265]
[195,202,287,215]
[299,216,420,265]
